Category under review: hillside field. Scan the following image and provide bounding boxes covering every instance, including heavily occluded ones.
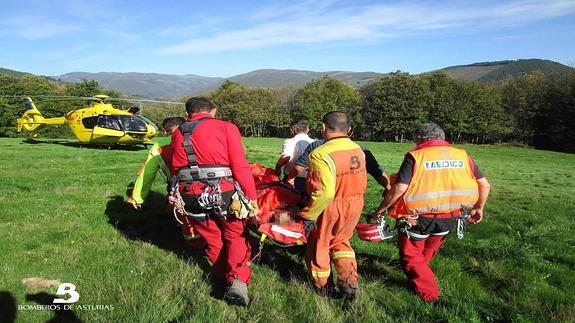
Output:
[0,137,574,322]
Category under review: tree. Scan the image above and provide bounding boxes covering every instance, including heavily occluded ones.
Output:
[292,77,361,136]
[65,80,102,97]
[423,73,512,143]
[463,83,512,143]
[0,75,65,137]
[500,72,545,144]
[210,81,288,137]
[424,73,467,142]
[532,72,575,152]
[361,72,429,141]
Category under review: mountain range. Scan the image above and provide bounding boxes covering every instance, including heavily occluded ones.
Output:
[2,59,572,99]
[53,69,386,98]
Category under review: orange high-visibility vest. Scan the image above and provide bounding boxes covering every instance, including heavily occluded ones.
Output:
[403,146,479,214]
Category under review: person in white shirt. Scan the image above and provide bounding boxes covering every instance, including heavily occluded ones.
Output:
[275,121,314,193]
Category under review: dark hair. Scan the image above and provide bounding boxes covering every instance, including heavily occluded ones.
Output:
[322,111,351,132]
[413,123,445,142]
[290,120,309,134]
[185,97,215,114]
[161,117,185,131]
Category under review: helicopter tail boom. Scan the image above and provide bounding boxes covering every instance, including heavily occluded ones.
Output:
[16,97,66,134]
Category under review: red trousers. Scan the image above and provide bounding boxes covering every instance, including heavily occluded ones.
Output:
[193,217,252,285]
[397,234,446,302]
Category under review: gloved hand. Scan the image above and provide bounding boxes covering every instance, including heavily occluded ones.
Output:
[282,175,295,187]
[127,197,142,210]
[297,216,317,237]
[248,200,259,218]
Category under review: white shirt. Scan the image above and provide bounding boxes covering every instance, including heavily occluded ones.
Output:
[280,133,314,177]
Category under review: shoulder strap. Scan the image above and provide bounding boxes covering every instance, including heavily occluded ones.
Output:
[179,118,210,180]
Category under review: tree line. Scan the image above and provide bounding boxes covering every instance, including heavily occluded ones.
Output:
[0,70,574,152]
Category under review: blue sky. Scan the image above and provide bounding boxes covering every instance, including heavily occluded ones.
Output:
[0,0,574,77]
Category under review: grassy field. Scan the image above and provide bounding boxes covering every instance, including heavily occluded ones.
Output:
[0,137,574,322]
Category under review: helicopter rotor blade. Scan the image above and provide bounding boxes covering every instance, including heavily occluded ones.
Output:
[1,95,185,105]
[103,98,184,105]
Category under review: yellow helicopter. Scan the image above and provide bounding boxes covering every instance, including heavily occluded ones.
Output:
[16,94,180,145]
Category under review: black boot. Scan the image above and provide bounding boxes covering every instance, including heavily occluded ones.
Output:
[338,285,358,302]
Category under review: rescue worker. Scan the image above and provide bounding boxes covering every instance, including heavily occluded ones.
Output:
[274,120,314,193]
[128,117,185,209]
[372,123,491,302]
[127,117,203,245]
[285,137,391,193]
[299,111,367,300]
[169,97,258,306]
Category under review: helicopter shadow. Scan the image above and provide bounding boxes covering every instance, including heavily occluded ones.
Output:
[21,138,148,151]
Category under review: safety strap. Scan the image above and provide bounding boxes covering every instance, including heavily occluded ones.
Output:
[179,117,210,182]
[177,166,233,182]
[251,234,267,263]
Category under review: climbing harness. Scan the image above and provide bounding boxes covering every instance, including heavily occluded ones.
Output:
[396,215,419,239]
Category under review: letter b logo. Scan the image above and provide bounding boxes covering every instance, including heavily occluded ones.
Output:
[350,156,361,170]
[53,283,80,304]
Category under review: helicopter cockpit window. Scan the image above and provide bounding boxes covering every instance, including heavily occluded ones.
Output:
[97,115,122,131]
[117,115,148,132]
[135,115,158,132]
[82,116,99,129]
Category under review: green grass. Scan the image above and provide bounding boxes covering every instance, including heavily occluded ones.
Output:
[0,137,574,322]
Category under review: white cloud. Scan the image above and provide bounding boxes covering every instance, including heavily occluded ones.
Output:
[160,0,575,54]
[0,16,77,39]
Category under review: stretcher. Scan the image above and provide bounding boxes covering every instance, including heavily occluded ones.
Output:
[248,164,307,248]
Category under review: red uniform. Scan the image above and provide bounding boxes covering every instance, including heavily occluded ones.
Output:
[170,113,257,285]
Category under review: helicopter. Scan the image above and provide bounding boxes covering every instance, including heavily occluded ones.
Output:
[16,94,182,146]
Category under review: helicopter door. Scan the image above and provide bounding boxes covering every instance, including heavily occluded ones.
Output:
[92,115,125,139]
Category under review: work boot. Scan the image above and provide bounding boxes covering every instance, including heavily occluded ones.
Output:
[314,285,333,298]
[338,286,357,302]
[224,279,249,306]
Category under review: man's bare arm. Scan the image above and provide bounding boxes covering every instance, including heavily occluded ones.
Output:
[284,164,304,183]
[372,182,409,219]
[274,155,290,176]
[469,177,491,224]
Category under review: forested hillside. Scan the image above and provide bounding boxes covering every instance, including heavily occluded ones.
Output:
[0,67,32,78]
[439,59,573,81]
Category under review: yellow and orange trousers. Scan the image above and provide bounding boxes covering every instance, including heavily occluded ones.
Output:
[305,197,363,289]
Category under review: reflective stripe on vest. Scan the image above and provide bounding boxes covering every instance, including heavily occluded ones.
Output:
[404,146,479,214]
[405,189,479,202]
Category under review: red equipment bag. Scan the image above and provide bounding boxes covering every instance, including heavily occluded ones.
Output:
[356,217,395,242]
